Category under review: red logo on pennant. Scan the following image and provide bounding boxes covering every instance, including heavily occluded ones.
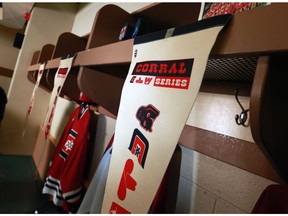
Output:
[109,202,131,214]
[117,159,137,201]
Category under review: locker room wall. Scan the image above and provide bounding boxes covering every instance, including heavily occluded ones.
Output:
[0,74,11,94]
[0,27,20,92]
[0,3,78,155]
[177,92,276,213]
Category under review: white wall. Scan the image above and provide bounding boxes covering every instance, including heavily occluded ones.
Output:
[0,3,78,155]
[176,92,276,213]
[176,145,275,213]
[0,28,19,69]
[0,27,20,92]
[0,76,11,94]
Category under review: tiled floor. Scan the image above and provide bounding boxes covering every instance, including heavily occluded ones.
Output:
[0,155,57,213]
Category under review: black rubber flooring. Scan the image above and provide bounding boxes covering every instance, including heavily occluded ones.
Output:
[0,155,60,213]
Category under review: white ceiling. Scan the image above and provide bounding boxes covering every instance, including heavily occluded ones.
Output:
[0,3,34,29]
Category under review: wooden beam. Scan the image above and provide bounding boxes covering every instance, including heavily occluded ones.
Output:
[0,66,13,78]
[178,125,283,184]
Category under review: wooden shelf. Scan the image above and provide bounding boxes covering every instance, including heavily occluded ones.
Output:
[27,3,288,72]
[179,125,283,183]
[210,3,288,57]
[27,44,55,91]
[75,39,133,66]
[45,57,60,69]
[45,32,87,100]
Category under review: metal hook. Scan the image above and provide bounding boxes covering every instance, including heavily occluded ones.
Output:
[235,89,249,127]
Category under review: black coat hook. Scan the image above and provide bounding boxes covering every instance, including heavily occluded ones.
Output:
[235,89,249,127]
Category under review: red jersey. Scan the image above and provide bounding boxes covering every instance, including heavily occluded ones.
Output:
[42,104,92,212]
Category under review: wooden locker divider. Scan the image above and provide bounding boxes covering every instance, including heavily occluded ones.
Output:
[27,44,55,92]
[78,67,125,118]
[45,32,88,101]
[86,4,135,49]
[27,50,40,83]
[78,4,136,115]
[132,3,201,30]
[250,55,288,183]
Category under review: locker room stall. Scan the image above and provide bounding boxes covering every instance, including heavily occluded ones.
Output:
[0,2,287,213]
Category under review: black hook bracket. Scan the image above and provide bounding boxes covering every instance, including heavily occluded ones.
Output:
[235,89,249,127]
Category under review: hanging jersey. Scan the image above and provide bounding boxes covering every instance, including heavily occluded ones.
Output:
[77,145,113,214]
[42,104,92,212]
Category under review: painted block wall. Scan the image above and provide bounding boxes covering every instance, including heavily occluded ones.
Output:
[0,27,20,92]
[176,145,275,213]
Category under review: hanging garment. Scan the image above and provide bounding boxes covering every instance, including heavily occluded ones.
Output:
[77,145,113,213]
[42,103,92,212]
[252,184,288,213]
[0,87,7,122]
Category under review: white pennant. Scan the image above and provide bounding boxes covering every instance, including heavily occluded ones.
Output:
[101,15,231,214]
[27,63,45,116]
[44,55,76,139]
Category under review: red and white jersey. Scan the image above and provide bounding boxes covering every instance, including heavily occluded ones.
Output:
[42,104,92,212]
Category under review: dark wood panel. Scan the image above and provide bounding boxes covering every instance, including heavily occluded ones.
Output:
[211,3,288,57]
[132,3,201,31]
[30,50,40,65]
[179,125,283,183]
[78,67,124,116]
[0,67,13,78]
[250,55,288,183]
[87,4,134,49]
[27,44,55,89]
[45,32,87,97]
[38,44,55,64]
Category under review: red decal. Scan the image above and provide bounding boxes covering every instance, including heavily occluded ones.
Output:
[109,202,131,214]
[128,128,149,168]
[131,135,146,167]
[57,67,68,78]
[135,77,143,84]
[132,59,193,77]
[154,76,189,89]
[130,76,136,83]
[144,77,153,85]
[136,104,160,132]
[117,159,137,200]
